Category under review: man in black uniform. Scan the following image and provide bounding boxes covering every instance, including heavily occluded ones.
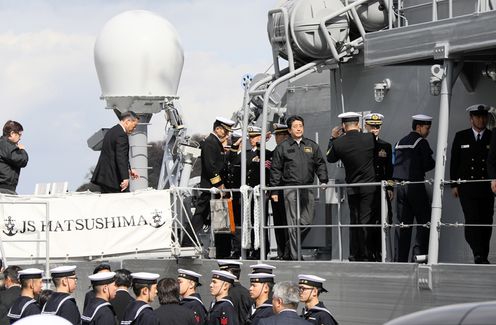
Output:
[247,273,275,325]
[84,262,112,310]
[270,115,328,261]
[155,278,196,325]
[0,120,28,194]
[0,265,21,323]
[364,113,394,261]
[451,104,493,264]
[8,268,43,323]
[270,124,290,260]
[183,117,235,249]
[208,270,239,325]
[82,271,118,325]
[218,260,252,325]
[393,114,435,262]
[110,269,134,323]
[298,275,338,325]
[327,112,376,261]
[42,265,81,324]
[121,272,160,325]
[178,269,208,325]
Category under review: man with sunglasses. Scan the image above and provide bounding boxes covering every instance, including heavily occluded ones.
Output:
[298,275,337,325]
[42,265,81,324]
[364,113,394,262]
[0,120,28,195]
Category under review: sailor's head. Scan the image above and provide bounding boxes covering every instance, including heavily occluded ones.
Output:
[119,111,140,134]
[467,104,489,131]
[272,123,289,145]
[298,274,327,303]
[213,117,235,140]
[412,114,432,138]
[338,112,361,132]
[364,113,384,137]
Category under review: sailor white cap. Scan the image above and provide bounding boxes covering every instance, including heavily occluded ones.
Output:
[466,104,489,114]
[247,126,262,136]
[248,273,275,283]
[18,268,44,280]
[131,272,160,285]
[412,114,432,124]
[211,270,237,284]
[298,274,328,292]
[178,269,202,286]
[217,260,243,270]
[272,123,288,134]
[250,263,276,274]
[232,130,243,138]
[215,117,236,132]
[338,112,361,122]
[88,271,116,285]
[50,265,77,278]
[364,113,384,126]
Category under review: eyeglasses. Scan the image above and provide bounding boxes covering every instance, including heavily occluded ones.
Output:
[298,286,313,292]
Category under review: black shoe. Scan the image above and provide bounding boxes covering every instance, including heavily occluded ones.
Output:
[227,251,241,259]
[474,256,490,264]
[270,256,285,260]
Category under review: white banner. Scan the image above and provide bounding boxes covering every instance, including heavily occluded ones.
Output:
[0,190,172,259]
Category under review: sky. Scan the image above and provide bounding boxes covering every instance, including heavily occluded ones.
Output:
[0,0,276,194]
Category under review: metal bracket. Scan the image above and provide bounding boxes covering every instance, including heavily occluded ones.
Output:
[418,264,433,290]
[433,42,450,59]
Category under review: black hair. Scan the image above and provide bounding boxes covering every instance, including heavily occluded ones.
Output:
[93,262,111,274]
[37,289,53,309]
[114,269,132,287]
[52,277,62,287]
[286,115,304,129]
[412,120,431,130]
[3,265,21,284]
[3,120,23,137]
[157,278,180,305]
[132,282,151,297]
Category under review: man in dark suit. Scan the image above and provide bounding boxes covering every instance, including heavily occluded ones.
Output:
[182,117,235,247]
[110,268,133,323]
[0,265,22,324]
[257,281,311,325]
[327,112,377,262]
[155,278,197,325]
[364,113,394,261]
[91,111,140,193]
[451,104,493,264]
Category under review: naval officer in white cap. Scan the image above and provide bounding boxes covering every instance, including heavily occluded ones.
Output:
[8,268,43,323]
[81,272,117,324]
[178,269,208,325]
[42,265,80,324]
[298,275,337,325]
[208,270,239,325]
[121,272,160,325]
[182,117,236,250]
[452,104,493,264]
[393,114,435,262]
[247,273,275,325]
[327,112,377,262]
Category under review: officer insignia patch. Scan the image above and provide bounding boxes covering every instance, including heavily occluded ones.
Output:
[304,146,313,153]
[378,149,387,158]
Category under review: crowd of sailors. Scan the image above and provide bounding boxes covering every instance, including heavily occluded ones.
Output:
[0,261,337,325]
[182,104,495,264]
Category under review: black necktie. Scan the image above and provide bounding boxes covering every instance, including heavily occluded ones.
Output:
[477,133,481,142]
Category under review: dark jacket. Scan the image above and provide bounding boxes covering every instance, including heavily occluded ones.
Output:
[393,132,435,181]
[199,133,228,188]
[121,300,159,325]
[374,138,394,182]
[110,289,134,323]
[180,293,208,325]
[0,136,28,192]
[82,297,117,325]
[8,295,40,323]
[246,148,272,187]
[487,128,496,179]
[258,310,312,325]
[229,282,252,325]
[154,303,197,325]
[0,286,21,324]
[451,128,492,195]
[326,130,376,194]
[91,124,130,191]
[207,297,239,325]
[41,292,81,325]
[247,299,273,325]
[270,137,328,187]
[302,302,338,325]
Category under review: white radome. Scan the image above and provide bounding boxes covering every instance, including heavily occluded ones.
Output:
[94,10,184,101]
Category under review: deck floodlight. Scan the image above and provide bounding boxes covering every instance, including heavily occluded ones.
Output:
[373,78,391,102]
[482,63,496,81]
[430,64,444,96]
